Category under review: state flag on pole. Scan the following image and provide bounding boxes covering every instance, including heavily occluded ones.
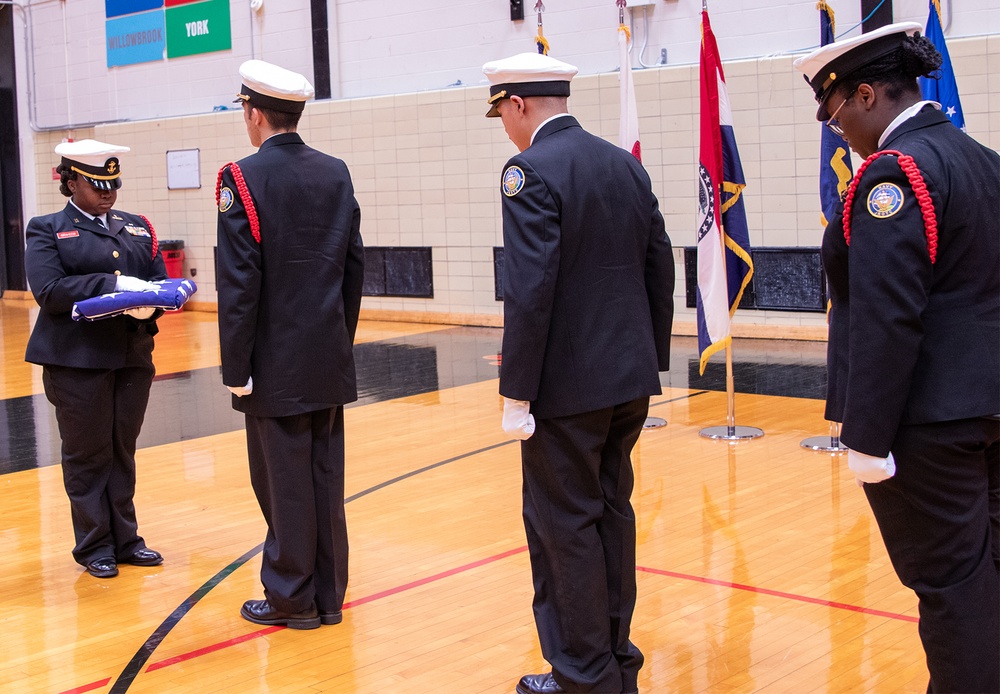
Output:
[695,8,753,374]
[818,2,853,227]
[920,0,965,131]
[618,18,641,161]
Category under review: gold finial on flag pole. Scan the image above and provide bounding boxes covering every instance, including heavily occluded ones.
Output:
[534,1,549,55]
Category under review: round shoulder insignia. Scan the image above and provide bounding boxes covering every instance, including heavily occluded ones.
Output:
[502,166,525,198]
[219,186,234,213]
[866,182,904,219]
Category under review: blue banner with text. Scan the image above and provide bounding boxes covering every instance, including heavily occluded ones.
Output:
[106,10,166,67]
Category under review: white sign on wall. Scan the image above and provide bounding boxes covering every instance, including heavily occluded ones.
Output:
[166,148,200,189]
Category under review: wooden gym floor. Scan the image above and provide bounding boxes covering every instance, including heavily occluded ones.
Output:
[0,299,929,693]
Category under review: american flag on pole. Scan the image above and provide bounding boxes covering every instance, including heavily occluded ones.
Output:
[920,0,965,131]
[617,1,640,161]
[695,8,753,374]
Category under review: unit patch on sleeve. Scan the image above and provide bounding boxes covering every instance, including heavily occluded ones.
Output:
[866,182,904,219]
[219,186,235,212]
[502,166,525,198]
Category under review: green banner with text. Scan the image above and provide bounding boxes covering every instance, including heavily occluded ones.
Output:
[165,0,230,58]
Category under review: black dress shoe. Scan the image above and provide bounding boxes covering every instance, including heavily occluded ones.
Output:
[121,548,163,566]
[240,599,321,630]
[86,557,119,578]
[516,673,565,694]
[320,610,343,625]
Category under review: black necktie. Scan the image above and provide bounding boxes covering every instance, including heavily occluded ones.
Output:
[95,217,105,228]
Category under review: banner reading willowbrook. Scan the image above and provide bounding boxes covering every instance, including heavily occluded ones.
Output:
[107,10,166,67]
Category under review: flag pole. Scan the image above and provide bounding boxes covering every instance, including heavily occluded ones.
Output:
[696,0,761,441]
[534,1,549,55]
[615,0,663,431]
[801,1,848,454]
[698,260,763,440]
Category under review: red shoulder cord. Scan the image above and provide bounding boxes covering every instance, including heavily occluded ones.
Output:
[842,149,938,264]
[138,215,158,260]
[216,162,261,244]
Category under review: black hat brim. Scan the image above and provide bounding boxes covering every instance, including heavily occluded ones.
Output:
[485,80,571,117]
[80,175,122,191]
[235,85,307,114]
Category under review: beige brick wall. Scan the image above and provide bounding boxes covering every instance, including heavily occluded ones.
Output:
[30,35,997,333]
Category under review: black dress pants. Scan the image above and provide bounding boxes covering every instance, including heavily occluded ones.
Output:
[520,397,648,694]
[245,406,349,615]
[863,416,1000,694]
[42,331,155,566]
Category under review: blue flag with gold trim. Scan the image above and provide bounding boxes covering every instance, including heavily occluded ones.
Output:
[920,0,965,131]
[818,2,853,227]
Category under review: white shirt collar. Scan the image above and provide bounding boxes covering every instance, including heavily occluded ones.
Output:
[878,100,941,148]
[530,113,572,145]
[69,199,107,227]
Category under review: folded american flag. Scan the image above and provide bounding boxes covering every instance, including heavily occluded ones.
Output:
[72,278,198,321]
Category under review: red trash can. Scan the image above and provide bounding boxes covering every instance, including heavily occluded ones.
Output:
[160,240,185,278]
[159,240,186,312]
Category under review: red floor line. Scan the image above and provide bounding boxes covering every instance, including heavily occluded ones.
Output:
[140,545,530,674]
[145,626,284,673]
[636,565,919,623]
[342,545,528,610]
[63,549,914,693]
[57,677,111,694]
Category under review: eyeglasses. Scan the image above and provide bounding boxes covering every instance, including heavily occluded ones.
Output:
[825,90,855,137]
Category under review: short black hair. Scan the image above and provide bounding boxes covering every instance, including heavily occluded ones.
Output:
[254,104,302,131]
[838,34,943,102]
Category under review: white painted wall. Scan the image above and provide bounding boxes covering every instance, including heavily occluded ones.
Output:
[12,0,999,127]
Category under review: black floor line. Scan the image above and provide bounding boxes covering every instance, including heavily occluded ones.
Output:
[105,391,708,692]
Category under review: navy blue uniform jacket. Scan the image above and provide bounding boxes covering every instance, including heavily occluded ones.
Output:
[24,204,166,368]
[823,107,1000,456]
[499,116,675,419]
[216,132,364,418]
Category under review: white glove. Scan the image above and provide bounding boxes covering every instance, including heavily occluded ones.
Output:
[848,449,896,486]
[115,275,158,293]
[502,398,535,440]
[123,307,155,320]
[227,376,253,397]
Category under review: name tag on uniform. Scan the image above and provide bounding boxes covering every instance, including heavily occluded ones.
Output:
[124,224,151,237]
[57,230,79,239]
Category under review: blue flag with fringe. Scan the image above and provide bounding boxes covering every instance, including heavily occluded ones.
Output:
[920,0,965,131]
[818,2,853,227]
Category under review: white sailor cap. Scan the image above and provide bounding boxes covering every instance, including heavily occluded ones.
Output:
[234,60,315,114]
[55,139,129,191]
[481,52,578,118]
[793,21,923,120]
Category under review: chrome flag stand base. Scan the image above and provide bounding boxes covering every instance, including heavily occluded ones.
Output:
[801,421,848,452]
[643,417,667,429]
[699,424,764,440]
[697,345,764,441]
